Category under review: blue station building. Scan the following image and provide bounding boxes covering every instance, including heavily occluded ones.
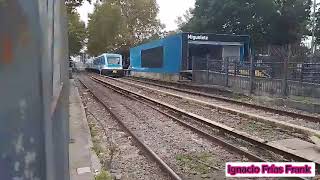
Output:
[130,32,250,81]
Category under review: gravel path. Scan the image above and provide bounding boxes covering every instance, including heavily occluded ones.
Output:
[93,75,312,142]
[79,75,257,180]
[77,79,171,180]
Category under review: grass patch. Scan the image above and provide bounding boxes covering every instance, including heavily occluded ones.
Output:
[92,143,104,156]
[88,122,103,155]
[84,98,115,179]
[291,96,312,103]
[233,94,251,101]
[176,152,218,175]
[89,122,98,138]
[246,122,258,130]
[95,170,112,180]
[315,134,320,139]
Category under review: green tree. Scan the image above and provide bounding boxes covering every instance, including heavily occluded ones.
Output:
[270,0,311,45]
[87,0,163,56]
[68,11,87,56]
[65,0,91,13]
[176,8,193,31]
[314,6,320,45]
[87,2,123,56]
[182,0,311,46]
[182,0,277,46]
[112,0,163,45]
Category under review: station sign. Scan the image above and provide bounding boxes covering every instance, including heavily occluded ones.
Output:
[187,34,209,41]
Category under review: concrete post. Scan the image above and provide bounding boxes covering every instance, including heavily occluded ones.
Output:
[282,44,291,97]
[249,54,255,94]
[300,63,304,83]
[207,58,210,83]
[225,58,229,87]
[234,60,237,76]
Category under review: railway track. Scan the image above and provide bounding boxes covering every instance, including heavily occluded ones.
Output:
[90,75,320,168]
[78,75,298,179]
[87,77,269,161]
[78,78,182,180]
[95,74,320,139]
[125,76,320,123]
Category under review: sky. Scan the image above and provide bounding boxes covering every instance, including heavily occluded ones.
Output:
[77,0,196,31]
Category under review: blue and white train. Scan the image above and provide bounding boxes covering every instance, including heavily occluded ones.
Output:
[87,53,124,77]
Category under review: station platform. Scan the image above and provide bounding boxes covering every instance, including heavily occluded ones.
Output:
[69,80,101,180]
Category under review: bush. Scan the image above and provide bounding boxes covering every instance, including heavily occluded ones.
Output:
[95,170,112,180]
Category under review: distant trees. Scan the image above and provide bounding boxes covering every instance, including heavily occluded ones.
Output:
[314,6,320,45]
[175,8,193,32]
[87,0,163,56]
[66,0,88,56]
[68,11,87,56]
[87,2,122,56]
[270,0,311,45]
[65,0,91,12]
[180,0,312,47]
[65,0,316,57]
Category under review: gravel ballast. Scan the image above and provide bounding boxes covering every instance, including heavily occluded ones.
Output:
[93,76,312,142]
[77,79,171,180]
[78,75,262,180]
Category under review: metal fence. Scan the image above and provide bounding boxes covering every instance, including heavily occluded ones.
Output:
[192,56,320,98]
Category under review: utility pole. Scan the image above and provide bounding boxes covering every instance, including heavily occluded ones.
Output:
[311,0,317,55]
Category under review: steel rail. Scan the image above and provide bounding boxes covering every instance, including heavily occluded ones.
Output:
[78,78,183,180]
[89,78,267,162]
[124,76,320,123]
[91,76,320,166]
[97,75,320,137]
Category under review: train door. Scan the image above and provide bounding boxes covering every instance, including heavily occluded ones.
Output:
[100,56,106,70]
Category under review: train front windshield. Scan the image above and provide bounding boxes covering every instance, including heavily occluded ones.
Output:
[107,57,121,65]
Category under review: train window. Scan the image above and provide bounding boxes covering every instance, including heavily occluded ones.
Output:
[141,46,163,68]
[97,57,102,65]
[108,57,121,65]
[101,56,106,65]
